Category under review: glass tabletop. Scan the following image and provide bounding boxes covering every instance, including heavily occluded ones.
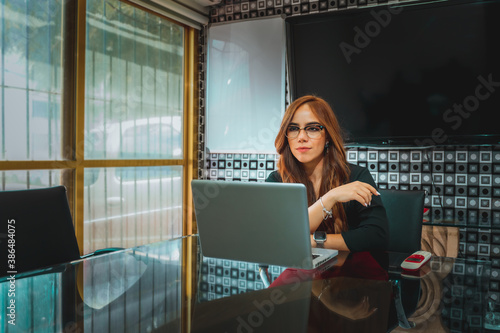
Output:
[0,235,495,332]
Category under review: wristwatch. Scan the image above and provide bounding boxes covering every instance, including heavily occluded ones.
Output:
[313,231,327,248]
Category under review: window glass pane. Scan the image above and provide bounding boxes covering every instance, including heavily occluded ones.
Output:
[84,0,184,160]
[1,169,64,191]
[0,0,66,161]
[84,166,183,253]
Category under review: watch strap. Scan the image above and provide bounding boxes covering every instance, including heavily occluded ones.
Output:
[314,231,326,248]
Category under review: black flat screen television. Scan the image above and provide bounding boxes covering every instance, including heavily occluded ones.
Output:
[286,0,500,146]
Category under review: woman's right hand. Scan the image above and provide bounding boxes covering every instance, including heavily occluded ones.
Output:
[308,181,379,238]
[325,181,379,208]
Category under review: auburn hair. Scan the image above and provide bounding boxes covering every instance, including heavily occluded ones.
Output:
[275,95,350,233]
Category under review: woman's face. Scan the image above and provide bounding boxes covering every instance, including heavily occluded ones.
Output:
[287,103,327,169]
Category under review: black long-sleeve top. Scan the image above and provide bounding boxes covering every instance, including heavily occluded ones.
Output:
[265,163,389,252]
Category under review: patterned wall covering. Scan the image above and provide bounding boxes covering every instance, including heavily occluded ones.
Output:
[198,257,285,301]
[196,256,493,333]
[201,147,500,224]
[200,147,500,261]
[198,0,500,254]
[196,1,500,330]
[208,0,414,24]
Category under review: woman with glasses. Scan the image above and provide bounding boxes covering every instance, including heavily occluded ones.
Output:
[266,95,389,252]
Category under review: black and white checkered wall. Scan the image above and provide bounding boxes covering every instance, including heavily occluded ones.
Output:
[347,147,500,227]
[197,19,500,260]
[200,147,500,260]
[208,0,416,23]
[196,2,500,327]
[197,146,500,331]
[198,257,285,301]
[200,147,500,227]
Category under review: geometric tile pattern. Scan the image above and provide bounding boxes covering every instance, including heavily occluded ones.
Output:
[197,255,493,333]
[346,146,500,229]
[197,26,500,328]
[202,152,279,182]
[199,147,500,328]
[438,258,492,332]
[209,0,416,24]
[198,2,500,326]
[197,26,208,180]
[201,145,500,262]
[197,257,286,302]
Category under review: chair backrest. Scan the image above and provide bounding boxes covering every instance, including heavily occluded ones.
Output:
[0,186,81,276]
[379,189,425,253]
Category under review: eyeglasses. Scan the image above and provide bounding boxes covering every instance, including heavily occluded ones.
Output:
[286,125,325,139]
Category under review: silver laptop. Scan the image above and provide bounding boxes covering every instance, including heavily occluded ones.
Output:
[191,180,338,269]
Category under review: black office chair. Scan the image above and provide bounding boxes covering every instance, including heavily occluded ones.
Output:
[379,189,426,254]
[0,186,121,277]
[379,188,425,332]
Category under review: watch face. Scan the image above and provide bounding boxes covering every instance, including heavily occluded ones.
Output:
[314,231,327,242]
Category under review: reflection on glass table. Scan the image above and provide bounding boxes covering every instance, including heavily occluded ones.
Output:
[195,251,394,333]
[195,249,494,333]
[0,235,496,333]
[0,238,183,333]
